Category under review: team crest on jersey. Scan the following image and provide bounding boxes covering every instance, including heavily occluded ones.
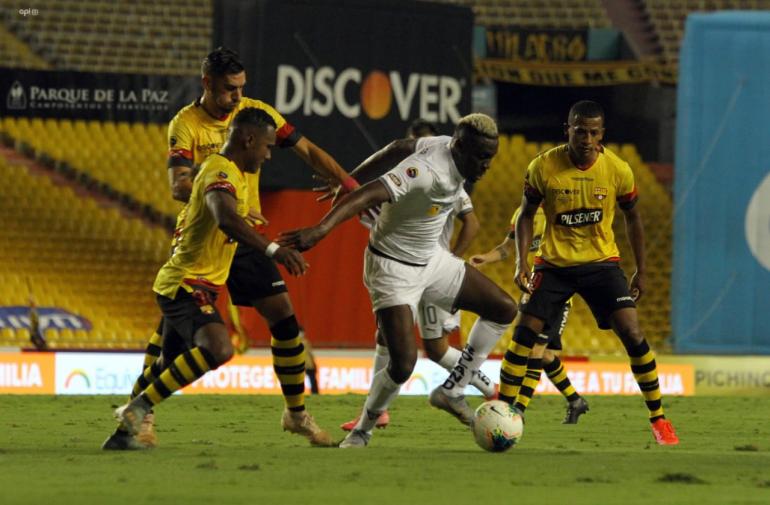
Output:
[218,171,228,179]
[406,167,419,178]
[427,204,441,216]
[594,187,608,200]
[387,173,402,187]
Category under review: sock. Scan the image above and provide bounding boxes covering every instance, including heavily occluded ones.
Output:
[499,325,538,404]
[306,366,319,394]
[142,324,163,370]
[142,347,218,406]
[441,318,508,397]
[130,358,164,399]
[514,358,542,412]
[354,368,401,433]
[372,343,390,375]
[624,339,665,422]
[543,357,580,403]
[437,346,495,398]
[270,316,306,412]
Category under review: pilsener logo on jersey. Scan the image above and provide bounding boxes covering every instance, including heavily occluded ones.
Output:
[556,208,603,227]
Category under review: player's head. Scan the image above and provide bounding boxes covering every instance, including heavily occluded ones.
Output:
[565,100,605,165]
[202,47,246,114]
[451,113,498,183]
[228,107,277,173]
[406,118,438,139]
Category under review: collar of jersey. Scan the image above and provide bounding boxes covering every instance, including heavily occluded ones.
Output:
[195,97,230,121]
[444,139,463,182]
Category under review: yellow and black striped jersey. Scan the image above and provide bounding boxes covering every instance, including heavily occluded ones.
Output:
[167,97,299,216]
[154,154,249,298]
[524,144,637,267]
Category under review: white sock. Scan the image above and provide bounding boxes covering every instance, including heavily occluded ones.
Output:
[441,318,509,397]
[372,344,390,375]
[354,368,401,433]
[437,346,496,398]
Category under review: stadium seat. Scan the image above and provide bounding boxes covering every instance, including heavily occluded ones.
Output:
[0,154,169,349]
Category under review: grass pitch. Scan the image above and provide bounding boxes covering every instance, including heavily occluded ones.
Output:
[1,394,768,505]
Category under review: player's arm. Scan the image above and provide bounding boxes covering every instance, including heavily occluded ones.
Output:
[292,136,359,194]
[470,233,515,267]
[167,120,196,203]
[622,203,646,301]
[206,190,307,276]
[348,138,418,184]
[278,180,391,252]
[451,210,480,257]
[514,197,539,293]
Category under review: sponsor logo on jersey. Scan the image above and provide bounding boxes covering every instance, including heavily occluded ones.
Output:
[594,187,608,200]
[549,188,581,196]
[406,167,419,178]
[387,173,402,186]
[571,176,594,181]
[556,208,603,227]
[170,136,177,147]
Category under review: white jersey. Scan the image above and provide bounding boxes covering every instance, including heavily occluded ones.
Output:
[371,136,466,265]
[438,188,472,251]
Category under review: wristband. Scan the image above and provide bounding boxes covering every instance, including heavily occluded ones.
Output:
[341,176,360,192]
[265,242,280,258]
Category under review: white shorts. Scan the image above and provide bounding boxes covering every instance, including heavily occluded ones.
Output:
[363,246,466,322]
[417,301,461,340]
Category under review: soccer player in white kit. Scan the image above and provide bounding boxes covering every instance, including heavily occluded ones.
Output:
[280,114,516,447]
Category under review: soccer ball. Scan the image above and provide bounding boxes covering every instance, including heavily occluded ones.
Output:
[471,400,524,452]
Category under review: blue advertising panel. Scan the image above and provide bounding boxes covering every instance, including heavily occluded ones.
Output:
[674,12,770,353]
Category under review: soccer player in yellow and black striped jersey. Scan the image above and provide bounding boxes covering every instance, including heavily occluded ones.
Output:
[470,207,588,423]
[103,107,318,450]
[132,47,356,448]
[505,100,678,445]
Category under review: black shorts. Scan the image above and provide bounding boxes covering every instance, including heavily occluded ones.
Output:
[226,244,288,306]
[157,286,223,359]
[542,300,571,350]
[521,263,635,331]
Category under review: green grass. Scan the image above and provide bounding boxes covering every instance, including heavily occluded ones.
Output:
[1,394,769,505]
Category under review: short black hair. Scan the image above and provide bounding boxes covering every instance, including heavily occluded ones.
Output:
[406,118,438,138]
[232,107,276,131]
[568,100,604,124]
[202,47,245,77]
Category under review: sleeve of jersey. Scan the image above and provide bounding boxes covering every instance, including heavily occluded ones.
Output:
[167,117,195,168]
[202,163,238,197]
[378,162,431,203]
[455,188,473,216]
[523,158,544,204]
[247,99,301,148]
[616,163,638,210]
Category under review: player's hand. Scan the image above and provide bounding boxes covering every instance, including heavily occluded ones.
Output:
[630,270,645,302]
[278,226,326,252]
[247,208,269,226]
[514,264,532,294]
[469,253,493,267]
[273,247,309,276]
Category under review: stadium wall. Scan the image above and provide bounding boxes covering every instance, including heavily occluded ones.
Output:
[673,12,770,354]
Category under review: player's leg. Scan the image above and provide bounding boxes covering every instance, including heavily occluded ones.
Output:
[581,265,678,444]
[341,305,416,448]
[418,302,496,399]
[340,329,391,431]
[126,317,166,447]
[227,249,331,446]
[340,249,422,447]
[110,288,232,441]
[500,269,571,409]
[427,253,516,424]
[300,326,320,394]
